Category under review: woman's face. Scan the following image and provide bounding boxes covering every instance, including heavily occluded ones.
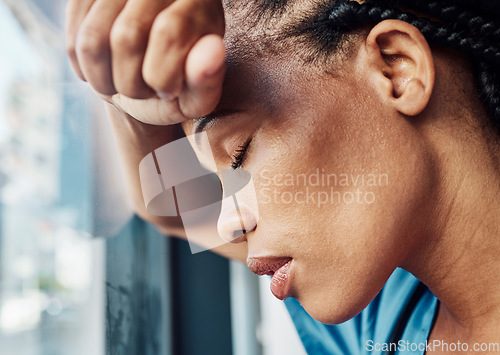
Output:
[182,43,436,324]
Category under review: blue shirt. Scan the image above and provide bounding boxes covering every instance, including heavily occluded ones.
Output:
[285,268,439,354]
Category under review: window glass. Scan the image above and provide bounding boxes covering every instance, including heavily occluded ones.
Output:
[0,2,104,354]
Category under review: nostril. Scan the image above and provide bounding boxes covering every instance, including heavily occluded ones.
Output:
[217,207,257,243]
[217,192,258,244]
[230,233,248,244]
[233,229,247,239]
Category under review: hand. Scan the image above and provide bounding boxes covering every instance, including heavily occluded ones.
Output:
[66,0,226,124]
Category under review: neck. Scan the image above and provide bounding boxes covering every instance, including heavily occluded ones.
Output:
[403,117,500,340]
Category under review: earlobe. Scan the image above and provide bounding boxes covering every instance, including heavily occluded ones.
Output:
[364,20,435,117]
[397,78,430,116]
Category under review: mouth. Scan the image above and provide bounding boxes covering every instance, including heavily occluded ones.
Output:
[247,256,294,300]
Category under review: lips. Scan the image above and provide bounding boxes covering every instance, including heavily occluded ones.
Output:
[247,256,294,300]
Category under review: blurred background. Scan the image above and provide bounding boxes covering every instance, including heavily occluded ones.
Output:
[0,1,306,354]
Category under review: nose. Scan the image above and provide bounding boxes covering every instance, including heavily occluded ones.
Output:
[217,168,259,243]
[217,196,257,243]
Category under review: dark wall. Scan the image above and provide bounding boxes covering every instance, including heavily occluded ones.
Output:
[105,217,232,355]
[170,238,232,355]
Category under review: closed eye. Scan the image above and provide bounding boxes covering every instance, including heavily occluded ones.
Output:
[231,141,250,170]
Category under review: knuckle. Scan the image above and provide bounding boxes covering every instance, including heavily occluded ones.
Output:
[65,31,86,80]
[115,82,135,97]
[66,37,77,59]
[152,11,191,43]
[121,87,139,98]
[143,67,177,93]
[110,18,147,53]
[142,66,161,89]
[115,73,152,98]
[65,24,78,54]
[76,25,109,59]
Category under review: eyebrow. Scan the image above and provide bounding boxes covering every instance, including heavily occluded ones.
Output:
[193,111,233,145]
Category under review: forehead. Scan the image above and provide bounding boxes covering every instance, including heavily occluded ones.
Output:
[183,47,288,134]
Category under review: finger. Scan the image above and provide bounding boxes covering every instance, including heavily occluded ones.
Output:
[142,6,197,99]
[76,0,127,96]
[180,34,226,118]
[65,0,96,81]
[110,0,173,99]
[143,0,224,100]
[111,95,189,125]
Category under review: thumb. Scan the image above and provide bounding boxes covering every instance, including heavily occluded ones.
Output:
[180,34,226,119]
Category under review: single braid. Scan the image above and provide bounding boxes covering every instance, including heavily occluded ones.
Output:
[303,0,500,129]
[476,61,500,124]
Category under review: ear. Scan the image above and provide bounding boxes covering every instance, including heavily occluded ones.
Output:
[361,20,435,117]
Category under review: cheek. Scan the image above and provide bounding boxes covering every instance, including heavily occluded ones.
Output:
[247,99,436,323]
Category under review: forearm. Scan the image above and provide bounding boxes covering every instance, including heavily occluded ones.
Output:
[106,103,186,236]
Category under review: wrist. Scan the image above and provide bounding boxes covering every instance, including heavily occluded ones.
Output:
[105,103,185,150]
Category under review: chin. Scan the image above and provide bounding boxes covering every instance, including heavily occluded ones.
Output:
[296,294,368,325]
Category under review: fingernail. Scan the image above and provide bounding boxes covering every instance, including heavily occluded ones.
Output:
[157,91,176,101]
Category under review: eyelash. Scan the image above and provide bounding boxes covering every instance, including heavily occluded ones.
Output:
[231,142,250,170]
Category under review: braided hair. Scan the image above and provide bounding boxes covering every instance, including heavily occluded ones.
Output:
[247,0,500,131]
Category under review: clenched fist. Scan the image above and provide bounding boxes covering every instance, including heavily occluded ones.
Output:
[66,0,226,124]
